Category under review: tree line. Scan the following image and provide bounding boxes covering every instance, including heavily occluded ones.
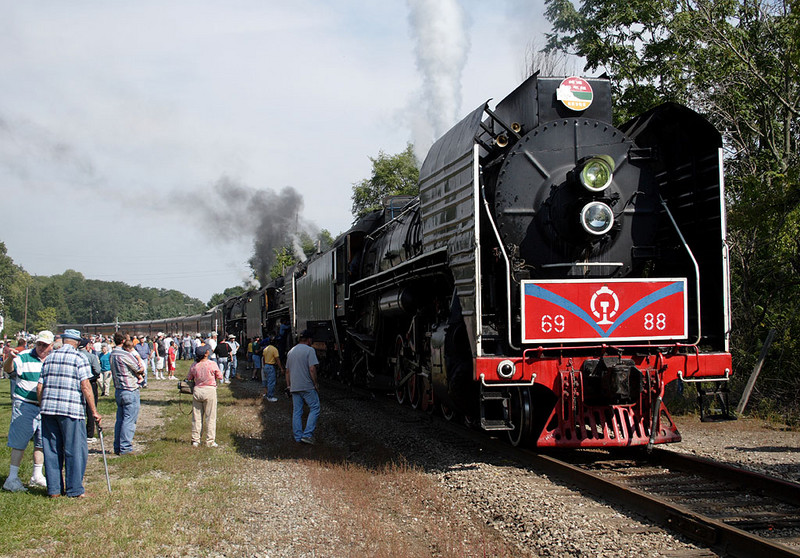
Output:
[0,242,207,335]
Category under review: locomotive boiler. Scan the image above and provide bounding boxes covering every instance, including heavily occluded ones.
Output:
[293,74,732,448]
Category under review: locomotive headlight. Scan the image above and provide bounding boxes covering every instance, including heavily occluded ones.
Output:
[579,156,614,192]
[497,359,516,379]
[580,201,614,235]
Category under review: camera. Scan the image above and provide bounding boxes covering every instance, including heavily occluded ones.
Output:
[177,380,194,394]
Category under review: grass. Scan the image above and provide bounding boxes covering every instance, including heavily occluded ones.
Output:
[0,360,522,557]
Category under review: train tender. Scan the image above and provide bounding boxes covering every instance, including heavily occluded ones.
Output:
[292,74,733,448]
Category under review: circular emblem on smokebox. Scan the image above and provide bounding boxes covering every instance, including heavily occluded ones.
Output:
[557,76,593,111]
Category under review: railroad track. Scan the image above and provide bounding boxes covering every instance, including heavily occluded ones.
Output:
[524,447,800,558]
[322,380,800,557]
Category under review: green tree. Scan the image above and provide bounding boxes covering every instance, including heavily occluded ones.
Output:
[351,144,420,218]
[269,246,298,280]
[33,307,58,333]
[544,0,800,420]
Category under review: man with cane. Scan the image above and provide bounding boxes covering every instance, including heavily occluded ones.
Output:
[37,329,102,498]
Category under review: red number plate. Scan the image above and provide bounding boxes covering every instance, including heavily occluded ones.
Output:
[521,279,688,343]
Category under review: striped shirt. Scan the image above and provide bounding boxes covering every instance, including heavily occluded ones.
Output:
[10,348,45,405]
[110,347,143,391]
[39,345,92,420]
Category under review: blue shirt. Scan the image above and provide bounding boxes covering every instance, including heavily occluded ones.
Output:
[99,352,111,372]
[39,345,92,420]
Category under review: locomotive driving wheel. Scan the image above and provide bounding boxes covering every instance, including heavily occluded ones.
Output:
[507,387,533,447]
[393,335,407,405]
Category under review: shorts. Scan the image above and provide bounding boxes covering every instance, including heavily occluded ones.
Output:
[7,399,43,450]
[156,357,165,370]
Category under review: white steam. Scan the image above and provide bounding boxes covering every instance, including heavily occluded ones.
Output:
[406,0,470,158]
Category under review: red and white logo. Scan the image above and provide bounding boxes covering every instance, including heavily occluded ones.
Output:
[557,77,594,111]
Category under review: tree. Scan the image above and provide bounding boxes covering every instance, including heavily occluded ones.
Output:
[544,0,800,420]
[33,307,58,333]
[351,144,420,218]
[269,246,298,280]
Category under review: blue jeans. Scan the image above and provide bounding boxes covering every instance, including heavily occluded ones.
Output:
[262,364,277,397]
[41,414,88,497]
[230,356,237,378]
[292,390,320,441]
[218,357,230,381]
[114,389,141,454]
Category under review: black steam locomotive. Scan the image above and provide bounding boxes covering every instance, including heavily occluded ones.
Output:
[72,75,733,448]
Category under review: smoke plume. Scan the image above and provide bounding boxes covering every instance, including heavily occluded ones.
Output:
[193,176,314,284]
[406,0,470,157]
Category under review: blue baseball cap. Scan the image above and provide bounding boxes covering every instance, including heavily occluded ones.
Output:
[62,329,81,341]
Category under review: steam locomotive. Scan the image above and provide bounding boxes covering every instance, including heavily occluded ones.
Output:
[71,75,733,448]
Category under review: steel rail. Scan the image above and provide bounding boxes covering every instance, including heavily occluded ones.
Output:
[523,451,800,558]
[646,447,800,507]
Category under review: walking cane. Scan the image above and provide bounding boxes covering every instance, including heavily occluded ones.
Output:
[97,425,112,493]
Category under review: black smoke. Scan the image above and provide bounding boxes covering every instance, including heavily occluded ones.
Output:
[194,176,310,285]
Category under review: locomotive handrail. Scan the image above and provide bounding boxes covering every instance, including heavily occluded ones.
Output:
[677,369,731,383]
[479,373,537,388]
[364,199,420,242]
[480,174,521,352]
[660,197,702,345]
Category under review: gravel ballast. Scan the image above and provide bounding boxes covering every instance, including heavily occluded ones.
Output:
[131,378,797,557]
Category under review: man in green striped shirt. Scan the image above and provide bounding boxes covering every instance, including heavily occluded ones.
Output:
[3,331,54,492]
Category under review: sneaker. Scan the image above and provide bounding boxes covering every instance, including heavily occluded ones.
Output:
[300,436,315,445]
[267,397,279,402]
[87,437,98,444]
[206,442,219,448]
[192,442,200,447]
[29,475,47,488]
[3,476,27,492]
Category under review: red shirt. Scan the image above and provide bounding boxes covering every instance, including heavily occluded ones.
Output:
[187,360,222,387]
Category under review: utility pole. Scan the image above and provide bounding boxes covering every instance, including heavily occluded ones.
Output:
[22,285,29,333]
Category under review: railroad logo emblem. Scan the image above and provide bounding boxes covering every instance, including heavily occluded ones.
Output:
[557,77,593,111]
[521,279,688,343]
[590,286,618,325]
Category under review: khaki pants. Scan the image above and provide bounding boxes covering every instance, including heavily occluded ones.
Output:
[191,385,218,445]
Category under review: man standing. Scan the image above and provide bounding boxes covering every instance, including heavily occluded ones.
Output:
[214,335,231,384]
[37,329,101,498]
[2,330,53,492]
[78,338,101,442]
[285,330,320,444]
[134,335,151,387]
[227,334,239,380]
[110,332,144,455]
[261,336,284,402]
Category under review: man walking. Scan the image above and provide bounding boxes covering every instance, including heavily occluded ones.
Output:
[3,330,53,492]
[37,329,102,498]
[110,332,144,455]
[285,330,320,444]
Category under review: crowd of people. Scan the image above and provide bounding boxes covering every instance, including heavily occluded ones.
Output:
[2,322,322,497]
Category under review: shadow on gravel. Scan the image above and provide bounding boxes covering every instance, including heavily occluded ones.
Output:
[223,372,499,476]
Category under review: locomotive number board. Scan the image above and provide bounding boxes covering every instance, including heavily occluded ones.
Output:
[521,278,688,343]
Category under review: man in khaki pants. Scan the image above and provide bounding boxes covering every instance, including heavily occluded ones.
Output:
[187,345,223,447]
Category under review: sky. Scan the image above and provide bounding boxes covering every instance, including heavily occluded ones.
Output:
[0,0,551,304]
